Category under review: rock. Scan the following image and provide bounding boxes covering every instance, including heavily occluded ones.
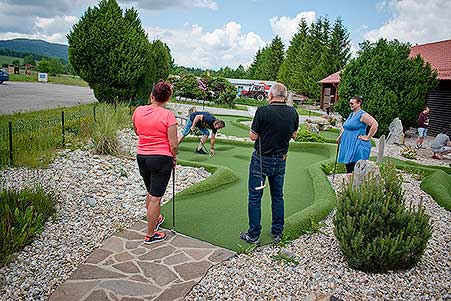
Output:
[386,118,405,145]
[352,160,381,188]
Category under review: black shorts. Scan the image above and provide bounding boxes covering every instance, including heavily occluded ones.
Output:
[137,154,173,197]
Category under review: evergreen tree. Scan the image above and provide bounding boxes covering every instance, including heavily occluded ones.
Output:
[329,17,351,73]
[278,18,309,92]
[259,35,284,81]
[335,39,438,136]
[67,0,160,103]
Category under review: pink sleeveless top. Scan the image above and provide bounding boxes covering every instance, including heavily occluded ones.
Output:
[132,105,177,156]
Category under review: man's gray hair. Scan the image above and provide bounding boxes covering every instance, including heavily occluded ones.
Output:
[270,83,287,99]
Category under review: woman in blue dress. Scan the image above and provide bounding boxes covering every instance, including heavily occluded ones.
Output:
[337,96,379,173]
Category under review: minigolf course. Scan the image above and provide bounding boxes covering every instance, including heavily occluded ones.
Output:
[162,115,337,251]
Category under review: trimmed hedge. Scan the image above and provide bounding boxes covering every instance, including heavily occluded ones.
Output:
[420,170,451,212]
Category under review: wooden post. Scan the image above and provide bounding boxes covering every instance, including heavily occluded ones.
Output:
[61,111,65,147]
[377,135,385,165]
[8,121,13,166]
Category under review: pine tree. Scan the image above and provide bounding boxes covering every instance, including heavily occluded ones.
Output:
[278,18,309,92]
[67,0,171,103]
[260,35,284,81]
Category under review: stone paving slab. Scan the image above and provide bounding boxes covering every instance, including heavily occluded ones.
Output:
[50,220,235,301]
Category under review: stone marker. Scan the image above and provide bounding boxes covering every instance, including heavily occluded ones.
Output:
[386,118,404,145]
[352,160,381,188]
[377,134,385,164]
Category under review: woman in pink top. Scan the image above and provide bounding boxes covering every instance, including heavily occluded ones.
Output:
[132,81,178,244]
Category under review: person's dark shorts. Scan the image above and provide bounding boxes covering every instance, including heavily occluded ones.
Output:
[137,154,173,197]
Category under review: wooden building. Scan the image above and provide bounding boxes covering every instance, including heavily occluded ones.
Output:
[410,39,451,135]
[318,71,340,110]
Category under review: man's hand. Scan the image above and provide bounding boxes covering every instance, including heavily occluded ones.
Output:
[209,148,215,157]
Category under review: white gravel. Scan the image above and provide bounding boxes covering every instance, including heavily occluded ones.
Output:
[186,133,451,301]
[186,171,451,301]
[1,109,450,301]
[0,129,211,301]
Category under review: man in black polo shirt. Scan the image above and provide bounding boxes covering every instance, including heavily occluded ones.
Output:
[240,83,299,244]
[178,111,225,156]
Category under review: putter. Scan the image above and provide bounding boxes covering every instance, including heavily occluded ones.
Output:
[332,142,340,180]
[255,137,266,190]
[192,128,209,154]
[171,166,176,234]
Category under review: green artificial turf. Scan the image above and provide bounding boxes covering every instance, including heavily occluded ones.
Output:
[161,138,333,251]
[420,170,451,211]
[214,115,252,137]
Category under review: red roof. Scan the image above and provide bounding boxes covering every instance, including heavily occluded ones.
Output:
[410,39,451,80]
[319,71,340,84]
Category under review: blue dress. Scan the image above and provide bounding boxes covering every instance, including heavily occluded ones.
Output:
[338,109,371,164]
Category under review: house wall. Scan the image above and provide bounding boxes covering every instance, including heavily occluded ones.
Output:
[427,80,451,136]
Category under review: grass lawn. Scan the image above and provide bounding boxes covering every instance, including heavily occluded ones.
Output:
[0,55,23,65]
[161,139,332,251]
[9,72,88,87]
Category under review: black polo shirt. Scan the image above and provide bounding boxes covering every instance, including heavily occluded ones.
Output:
[251,102,299,155]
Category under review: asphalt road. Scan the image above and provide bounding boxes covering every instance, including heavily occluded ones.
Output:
[0,81,97,115]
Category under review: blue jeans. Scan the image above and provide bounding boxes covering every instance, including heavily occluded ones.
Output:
[182,119,210,137]
[247,151,287,238]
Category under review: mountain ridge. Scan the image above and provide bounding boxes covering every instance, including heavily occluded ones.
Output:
[0,38,69,60]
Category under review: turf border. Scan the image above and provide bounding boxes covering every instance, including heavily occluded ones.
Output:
[420,170,451,211]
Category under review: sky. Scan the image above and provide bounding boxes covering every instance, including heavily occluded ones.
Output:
[0,0,450,70]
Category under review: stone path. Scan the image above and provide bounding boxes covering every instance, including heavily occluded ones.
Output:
[50,220,234,301]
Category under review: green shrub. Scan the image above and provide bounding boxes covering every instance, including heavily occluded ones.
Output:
[321,160,346,175]
[234,97,266,107]
[400,146,417,159]
[333,161,432,272]
[295,130,326,143]
[0,184,56,267]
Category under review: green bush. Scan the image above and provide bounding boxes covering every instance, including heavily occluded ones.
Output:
[0,184,56,267]
[400,146,417,160]
[321,160,346,175]
[333,161,432,272]
[335,39,438,136]
[295,130,327,143]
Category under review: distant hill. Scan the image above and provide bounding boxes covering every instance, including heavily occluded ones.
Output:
[0,39,68,61]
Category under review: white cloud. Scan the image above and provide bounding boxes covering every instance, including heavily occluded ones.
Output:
[119,0,218,10]
[146,21,267,69]
[365,0,451,44]
[0,15,78,44]
[269,11,316,45]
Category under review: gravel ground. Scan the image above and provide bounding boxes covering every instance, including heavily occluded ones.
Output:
[0,130,211,301]
[1,108,450,300]
[186,172,451,301]
[186,133,451,301]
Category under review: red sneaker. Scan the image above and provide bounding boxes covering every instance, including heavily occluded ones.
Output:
[144,231,167,244]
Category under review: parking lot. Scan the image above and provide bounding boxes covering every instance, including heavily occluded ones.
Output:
[0,81,97,115]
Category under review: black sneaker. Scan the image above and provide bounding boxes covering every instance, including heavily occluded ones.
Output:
[272,233,282,244]
[155,215,164,231]
[240,231,260,244]
[195,148,208,155]
[144,231,167,244]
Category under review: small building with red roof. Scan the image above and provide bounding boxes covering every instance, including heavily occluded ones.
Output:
[318,71,340,110]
